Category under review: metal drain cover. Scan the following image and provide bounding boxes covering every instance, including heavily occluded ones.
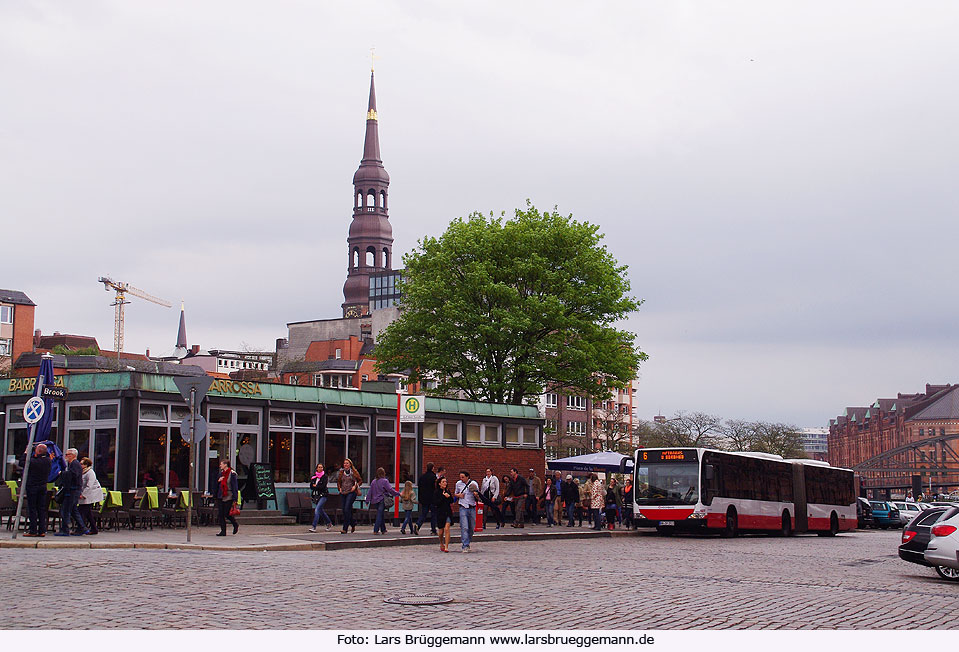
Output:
[384,594,453,606]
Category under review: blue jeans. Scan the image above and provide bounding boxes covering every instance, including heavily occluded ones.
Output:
[459,505,475,549]
[401,509,413,531]
[373,500,389,533]
[341,491,357,531]
[545,500,555,525]
[311,496,331,528]
[416,501,437,532]
[566,503,576,526]
[60,492,85,533]
[590,508,602,530]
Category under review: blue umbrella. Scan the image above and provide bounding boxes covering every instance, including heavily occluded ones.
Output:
[31,356,57,447]
[10,356,58,538]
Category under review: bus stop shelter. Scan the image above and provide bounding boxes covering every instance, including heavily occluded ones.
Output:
[547,451,634,473]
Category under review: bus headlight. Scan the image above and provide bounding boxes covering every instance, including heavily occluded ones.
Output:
[688,510,707,519]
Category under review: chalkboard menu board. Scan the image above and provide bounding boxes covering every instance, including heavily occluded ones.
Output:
[249,462,278,509]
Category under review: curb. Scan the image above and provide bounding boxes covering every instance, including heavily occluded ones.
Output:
[3,527,636,552]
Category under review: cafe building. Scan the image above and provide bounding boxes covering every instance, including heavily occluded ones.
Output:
[1,371,544,508]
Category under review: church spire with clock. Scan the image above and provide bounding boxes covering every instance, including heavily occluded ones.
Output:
[342,68,393,318]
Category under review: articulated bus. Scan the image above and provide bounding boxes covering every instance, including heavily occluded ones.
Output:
[622,448,856,536]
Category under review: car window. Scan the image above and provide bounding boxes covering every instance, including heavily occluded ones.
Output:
[915,509,947,526]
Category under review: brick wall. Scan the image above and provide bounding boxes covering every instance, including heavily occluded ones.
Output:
[422,444,546,481]
[12,303,35,362]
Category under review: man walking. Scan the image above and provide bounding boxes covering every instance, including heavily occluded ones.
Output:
[454,471,480,553]
[509,468,529,528]
[414,462,437,535]
[55,448,87,536]
[553,471,564,525]
[561,474,579,527]
[22,443,52,537]
[526,468,543,525]
[481,468,501,529]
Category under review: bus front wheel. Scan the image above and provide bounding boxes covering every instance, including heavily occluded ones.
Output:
[721,509,738,538]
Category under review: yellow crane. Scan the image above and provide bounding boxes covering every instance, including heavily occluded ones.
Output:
[98,277,172,363]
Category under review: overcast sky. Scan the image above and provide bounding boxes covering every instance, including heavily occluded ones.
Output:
[3,1,957,426]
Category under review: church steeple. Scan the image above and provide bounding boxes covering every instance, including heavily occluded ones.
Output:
[343,70,393,318]
[174,302,188,359]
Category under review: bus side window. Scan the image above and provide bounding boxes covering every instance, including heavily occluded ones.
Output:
[703,463,717,505]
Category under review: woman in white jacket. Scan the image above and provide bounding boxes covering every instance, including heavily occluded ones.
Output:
[78,457,104,535]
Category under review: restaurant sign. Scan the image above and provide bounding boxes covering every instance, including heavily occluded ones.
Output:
[207,379,263,396]
[8,376,66,393]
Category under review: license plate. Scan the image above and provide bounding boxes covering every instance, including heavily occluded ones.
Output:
[659,520,675,526]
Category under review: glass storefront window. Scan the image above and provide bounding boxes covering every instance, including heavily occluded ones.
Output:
[295,413,316,428]
[400,438,415,484]
[209,409,232,424]
[95,404,118,421]
[138,426,167,487]
[423,422,438,441]
[270,412,292,428]
[68,429,90,458]
[376,419,394,433]
[375,437,395,479]
[349,416,369,432]
[93,428,117,489]
[270,432,293,483]
[140,404,167,422]
[506,426,519,444]
[235,432,257,489]
[325,434,346,477]
[466,424,481,443]
[171,405,190,423]
[348,436,369,482]
[326,415,346,431]
[293,432,312,483]
[69,405,91,421]
[236,411,259,426]
[4,428,28,480]
[168,433,189,488]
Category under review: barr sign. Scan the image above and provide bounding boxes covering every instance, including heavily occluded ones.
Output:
[399,395,425,423]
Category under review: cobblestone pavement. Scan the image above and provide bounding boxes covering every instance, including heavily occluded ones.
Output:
[1,529,956,630]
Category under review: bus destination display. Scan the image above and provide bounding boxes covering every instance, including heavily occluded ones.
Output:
[641,449,698,463]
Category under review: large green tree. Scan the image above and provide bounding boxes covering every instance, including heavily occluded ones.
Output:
[374,203,646,405]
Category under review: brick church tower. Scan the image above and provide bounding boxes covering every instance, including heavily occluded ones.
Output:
[342,69,394,318]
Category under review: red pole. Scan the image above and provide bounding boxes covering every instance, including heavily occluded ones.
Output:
[394,390,402,522]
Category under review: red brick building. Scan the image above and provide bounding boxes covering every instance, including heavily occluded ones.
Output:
[0,289,36,372]
[828,383,959,495]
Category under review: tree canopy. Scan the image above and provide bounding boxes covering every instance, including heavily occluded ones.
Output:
[374,203,646,405]
[633,412,807,458]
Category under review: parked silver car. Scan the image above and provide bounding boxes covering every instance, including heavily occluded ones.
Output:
[923,511,959,581]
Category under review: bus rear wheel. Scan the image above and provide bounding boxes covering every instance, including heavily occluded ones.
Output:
[818,513,839,537]
[779,512,792,537]
[721,509,738,538]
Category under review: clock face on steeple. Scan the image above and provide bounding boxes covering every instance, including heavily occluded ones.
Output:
[345,306,362,318]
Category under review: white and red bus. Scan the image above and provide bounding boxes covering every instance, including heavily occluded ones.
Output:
[624,448,856,536]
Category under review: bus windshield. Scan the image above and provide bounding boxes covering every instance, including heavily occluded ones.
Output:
[635,462,699,506]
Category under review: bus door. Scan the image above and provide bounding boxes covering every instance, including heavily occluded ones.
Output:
[792,464,808,532]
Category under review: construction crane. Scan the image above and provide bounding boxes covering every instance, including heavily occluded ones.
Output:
[98,277,172,363]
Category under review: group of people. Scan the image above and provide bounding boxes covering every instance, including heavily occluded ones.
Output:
[302,460,637,552]
[19,443,103,537]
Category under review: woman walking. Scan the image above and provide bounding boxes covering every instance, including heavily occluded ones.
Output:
[605,481,619,530]
[337,458,363,534]
[215,460,239,536]
[542,477,556,527]
[367,467,400,535]
[622,477,634,529]
[308,463,332,532]
[77,457,103,536]
[500,473,514,523]
[589,473,605,531]
[399,481,415,534]
[434,476,454,552]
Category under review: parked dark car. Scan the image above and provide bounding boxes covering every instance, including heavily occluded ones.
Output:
[857,497,875,529]
[899,506,959,581]
[869,500,901,528]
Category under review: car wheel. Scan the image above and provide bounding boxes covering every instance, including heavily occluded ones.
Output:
[721,509,738,538]
[935,566,959,582]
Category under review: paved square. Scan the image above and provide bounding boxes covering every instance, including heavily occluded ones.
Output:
[1,529,956,629]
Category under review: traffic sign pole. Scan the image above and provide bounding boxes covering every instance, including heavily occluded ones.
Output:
[187,387,196,543]
[11,373,47,539]
[394,390,402,524]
